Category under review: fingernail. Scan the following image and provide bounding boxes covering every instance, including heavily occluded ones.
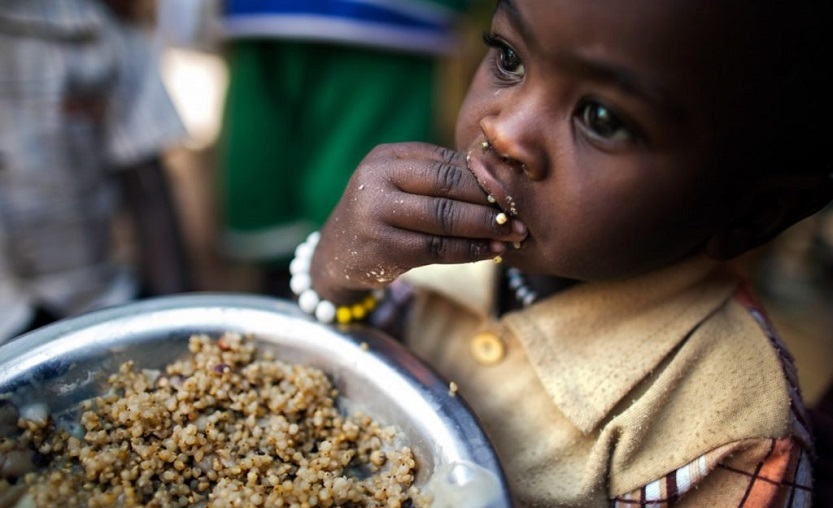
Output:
[490,239,506,253]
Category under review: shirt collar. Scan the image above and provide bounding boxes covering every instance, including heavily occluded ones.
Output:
[503,256,739,433]
[405,256,739,434]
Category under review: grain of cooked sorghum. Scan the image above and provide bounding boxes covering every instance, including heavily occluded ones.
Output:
[0,333,429,507]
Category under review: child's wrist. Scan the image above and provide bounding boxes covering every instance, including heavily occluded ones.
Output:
[289,231,384,324]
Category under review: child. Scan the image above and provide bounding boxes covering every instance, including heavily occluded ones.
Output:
[290,0,831,505]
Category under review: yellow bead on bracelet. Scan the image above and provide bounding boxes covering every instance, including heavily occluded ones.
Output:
[290,231,383,325]
[335,294,378,324]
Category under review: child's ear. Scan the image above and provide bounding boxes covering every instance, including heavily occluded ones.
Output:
[706,174,833,260]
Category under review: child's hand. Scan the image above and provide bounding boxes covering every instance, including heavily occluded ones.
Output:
[310,142,527,303]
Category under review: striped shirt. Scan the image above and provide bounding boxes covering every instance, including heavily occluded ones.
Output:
[0,0,185,342]
[221,0,471,54]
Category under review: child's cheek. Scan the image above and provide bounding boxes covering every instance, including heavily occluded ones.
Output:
[454,74,492,151]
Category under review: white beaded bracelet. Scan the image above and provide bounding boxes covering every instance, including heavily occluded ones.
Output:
[289,231,382,324]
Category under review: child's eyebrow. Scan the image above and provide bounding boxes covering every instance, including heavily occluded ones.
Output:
[497,0,685,122]
[496,0,535,47]
[555,53,686,121]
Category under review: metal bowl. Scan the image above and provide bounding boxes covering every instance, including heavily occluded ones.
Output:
[0,293,510,507]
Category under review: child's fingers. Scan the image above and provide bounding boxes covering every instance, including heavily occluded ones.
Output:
[384,142,466,167]
[380,193,527,244]
[393,159,487,204]
[392,232,504,266]
[371,143,488,204]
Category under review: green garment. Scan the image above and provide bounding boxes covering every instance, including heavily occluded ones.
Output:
[219,41,438,264]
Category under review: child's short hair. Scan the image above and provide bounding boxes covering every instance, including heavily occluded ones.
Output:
[734,3,832,179]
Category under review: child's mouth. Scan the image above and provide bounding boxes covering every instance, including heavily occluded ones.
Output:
[466,148,519,217]
[466,146,527,252]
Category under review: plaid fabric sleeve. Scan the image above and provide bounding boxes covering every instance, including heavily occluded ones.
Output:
[613,281,815,507]
[611,437,813,507]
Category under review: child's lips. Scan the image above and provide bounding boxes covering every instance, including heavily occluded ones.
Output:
[466,146,530,250]
[466,149,518,217]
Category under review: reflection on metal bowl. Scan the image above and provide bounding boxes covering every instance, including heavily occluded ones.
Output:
[0,293,511,507]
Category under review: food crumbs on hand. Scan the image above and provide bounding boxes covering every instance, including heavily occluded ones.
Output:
[505,196,518,216]
[449,382,458,397]
[495,212,508,225]
[360,341,369,351]
[493,255,503,264]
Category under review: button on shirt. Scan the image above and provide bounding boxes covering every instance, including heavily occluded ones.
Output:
[401,257,813,506]
[0,0,185,342]
[470,330,505,365]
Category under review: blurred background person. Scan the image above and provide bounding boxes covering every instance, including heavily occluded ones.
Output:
[216,0,474,297]
[0,0,191,343]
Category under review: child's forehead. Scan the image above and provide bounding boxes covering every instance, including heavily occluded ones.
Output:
[495,0,754,53]
[493,0,773,109]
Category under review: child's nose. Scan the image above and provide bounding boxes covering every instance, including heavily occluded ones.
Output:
[479,113,544,181]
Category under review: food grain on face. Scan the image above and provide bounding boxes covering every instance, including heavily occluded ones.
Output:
[0,333,429,507]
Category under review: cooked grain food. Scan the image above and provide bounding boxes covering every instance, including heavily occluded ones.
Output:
[0,333,428,507]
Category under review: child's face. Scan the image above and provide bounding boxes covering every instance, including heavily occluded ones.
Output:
[457,0,759,280]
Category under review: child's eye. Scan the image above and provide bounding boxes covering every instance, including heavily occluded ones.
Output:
[575,101,636,143]
[483,33,525,78]
[497,45,524,76]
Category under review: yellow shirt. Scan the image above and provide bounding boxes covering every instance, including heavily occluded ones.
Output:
[402,256,812,507]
